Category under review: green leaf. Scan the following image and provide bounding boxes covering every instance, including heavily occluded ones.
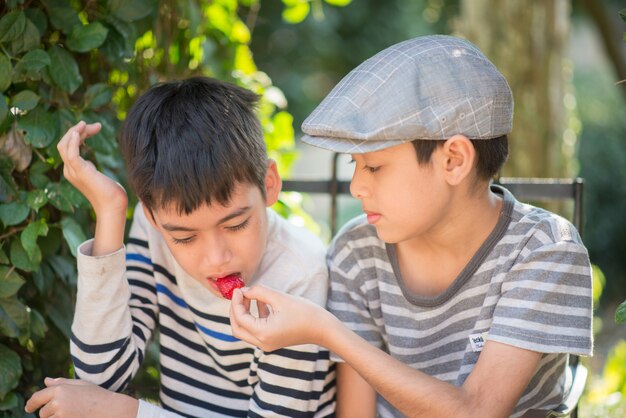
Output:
[0,248,8,264]
[25,8,49,37]
[18,106,59,148]
[616,300,626,324]
[47,254,76,285]
[11,90,40,112]
[46,182,73,212]
[108,0,158,22]
[44,284,73,339]
[0,94,7,124]
[26,189,48,210]
[29,308,47,341]
[0,155,18,200]
[32,262,52,294]
[9,238,37,272]
[60,180,88,208]
[84,83,113,109]
[14,49,50,73]
[0,10,26,43]
[8,18,40,55]
[620,9,626,23]
[0,53,11,93]
[66,22,109,53]
[0,391,18,411]
[0,297,29,337]
[282,3,310,24]
[0,201,29,226]
[0,344,21,399]
[0,266,25,298]
[325,0,352,6]
[60,216,86,257]
[83,112,116,154]
[21,219,48,261]
[48,45,82,94]
[29,168,50,190]
[100,17,136,61]
[45,0,81,33]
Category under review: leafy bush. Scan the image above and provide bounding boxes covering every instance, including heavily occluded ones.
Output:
[0,0,350,415]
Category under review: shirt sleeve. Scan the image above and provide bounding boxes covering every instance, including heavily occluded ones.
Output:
[326,237,386,361]
[489,237,593,356]
[70,208,159,391]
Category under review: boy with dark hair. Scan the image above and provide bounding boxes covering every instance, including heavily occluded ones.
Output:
[26,77,335,418]
[230,35,593,417]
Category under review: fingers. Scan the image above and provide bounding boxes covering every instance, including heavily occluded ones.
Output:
[240,285,281,305]
[57,120,101,161]
[25,386,53,413]
[229,292,261,345]
[45,377,88,387]
[82,121,102,139]
[257,301,270,319]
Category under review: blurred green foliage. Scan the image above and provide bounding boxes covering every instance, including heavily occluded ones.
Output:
[613,7,626,325]
[0,0,350,415]
[247,0,458,130]
[576,8,626,311]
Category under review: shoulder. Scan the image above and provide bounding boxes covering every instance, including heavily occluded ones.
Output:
[507,198,584,249]
[266,208,326,262]
[254,210,328,303]
[328,214,386,268]
[500,195,590,279]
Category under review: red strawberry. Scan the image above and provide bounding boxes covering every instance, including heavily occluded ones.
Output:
[215,275,244,300]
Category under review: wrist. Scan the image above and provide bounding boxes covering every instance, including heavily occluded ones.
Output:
[316,309,343,350]
[92,208,127,256]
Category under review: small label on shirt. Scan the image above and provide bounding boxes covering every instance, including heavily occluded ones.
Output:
[469,332,488,352]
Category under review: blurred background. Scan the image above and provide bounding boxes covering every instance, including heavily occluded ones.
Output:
[0,0,624,416]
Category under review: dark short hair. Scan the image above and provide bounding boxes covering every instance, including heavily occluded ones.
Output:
[119,76,267,214]
[411,135,509,181]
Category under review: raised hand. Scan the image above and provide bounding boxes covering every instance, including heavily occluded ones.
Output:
[57,121,128,255]
[57,121,127,215]
[229,286,335,351]
[25,377,138,418]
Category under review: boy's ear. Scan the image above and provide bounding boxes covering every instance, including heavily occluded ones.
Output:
[141,203,160,231]
[264,159,282,207]
[439,135,475,186]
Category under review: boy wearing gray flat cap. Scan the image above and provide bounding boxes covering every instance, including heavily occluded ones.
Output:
[230,35,593,418]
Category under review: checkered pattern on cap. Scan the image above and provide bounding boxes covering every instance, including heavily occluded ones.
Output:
[301,35,513,154]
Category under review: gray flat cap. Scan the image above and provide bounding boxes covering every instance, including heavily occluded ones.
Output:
[301,35,513,153]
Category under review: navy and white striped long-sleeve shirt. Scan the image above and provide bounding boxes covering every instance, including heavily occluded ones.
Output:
[71,205,336,417]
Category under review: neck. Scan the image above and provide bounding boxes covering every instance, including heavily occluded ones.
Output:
[394,185,503,295]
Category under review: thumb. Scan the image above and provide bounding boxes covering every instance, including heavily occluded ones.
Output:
[241,285,281,305]
[45,377,88,387]
[82,122,102,140]
[44,377,63,387]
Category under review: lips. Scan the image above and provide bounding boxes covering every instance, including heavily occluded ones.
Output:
[363,210,381,224]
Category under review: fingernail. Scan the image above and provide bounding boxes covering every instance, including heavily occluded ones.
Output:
[240,287,249,293]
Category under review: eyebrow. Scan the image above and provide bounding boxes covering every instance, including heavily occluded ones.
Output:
[161,206,252,232]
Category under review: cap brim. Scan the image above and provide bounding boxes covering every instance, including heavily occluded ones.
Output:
[301,134,411,154]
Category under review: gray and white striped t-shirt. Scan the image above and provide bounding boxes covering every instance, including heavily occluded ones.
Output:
[327,185,592,418]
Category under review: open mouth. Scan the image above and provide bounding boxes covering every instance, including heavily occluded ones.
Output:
[212,273,244,300]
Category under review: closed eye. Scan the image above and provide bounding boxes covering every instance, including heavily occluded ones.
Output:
[226,218,250,232]
[364,165,380,173]
[171,236,195,245]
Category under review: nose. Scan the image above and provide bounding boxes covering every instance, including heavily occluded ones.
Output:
[349,166,369,199]
[203,237,233,270]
